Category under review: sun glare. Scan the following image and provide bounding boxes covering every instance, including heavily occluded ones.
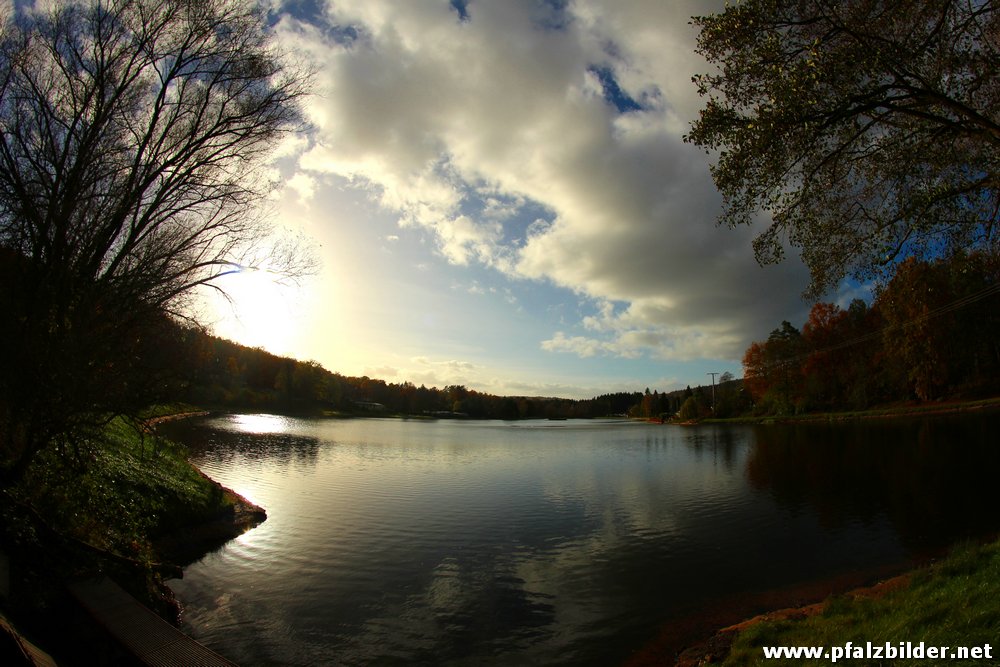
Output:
[231,413,293,434]
[200,260,365,376]
[207,268,305,356]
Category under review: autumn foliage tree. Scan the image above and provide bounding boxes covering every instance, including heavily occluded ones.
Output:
[799,300,883,409]
[741,321,806,414]
[875,253,1000,400]
[742,341,770,406]
[743,252,1000,414]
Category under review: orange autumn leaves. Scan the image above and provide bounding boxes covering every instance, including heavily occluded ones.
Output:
[743,252,1000,414]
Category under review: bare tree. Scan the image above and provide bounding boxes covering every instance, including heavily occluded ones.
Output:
[0,0,309,484]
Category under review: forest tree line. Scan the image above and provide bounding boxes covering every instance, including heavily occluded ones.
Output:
[127,247,1000,422]
[743,252,1000,416]
[165,326,749,421]
[172,329,660,420]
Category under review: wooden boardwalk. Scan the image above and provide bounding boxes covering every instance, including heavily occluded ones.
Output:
[68,577,237,667]
[1,609,58,667]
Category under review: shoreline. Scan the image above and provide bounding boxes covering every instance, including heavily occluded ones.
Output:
[144,409,211,430]
[674,572,914,667]
[153,479,267,569]
[627,398,1000,666]
[620,559,920,667]
[650,396,1000,427]
[660,534,1000,666]
[146,410,268,566]
[1,410,267,666]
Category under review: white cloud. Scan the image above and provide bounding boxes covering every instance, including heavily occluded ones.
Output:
[463,281,486,295]
[404,356,482,389]
[286,171,317,204]
[481,195,526,221]
[365,365,399,379]
[276,0,810,364]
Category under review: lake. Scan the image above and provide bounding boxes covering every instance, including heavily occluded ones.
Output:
[158,412,1000,666]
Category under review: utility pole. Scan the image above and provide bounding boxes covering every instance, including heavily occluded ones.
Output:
[707,372,719,412]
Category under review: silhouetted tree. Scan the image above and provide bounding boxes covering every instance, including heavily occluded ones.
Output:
[0,0,308,484]
[688,0,999,297]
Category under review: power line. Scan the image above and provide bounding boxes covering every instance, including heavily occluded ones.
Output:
[754,279,1000,370]
[707,372,719,410]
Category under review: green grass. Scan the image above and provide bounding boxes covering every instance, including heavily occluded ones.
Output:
[16,416,230,562]
[137,402,203,420]
[722,540,1000,665]
[0,413,245,631]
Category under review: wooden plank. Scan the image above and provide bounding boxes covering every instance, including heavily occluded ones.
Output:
[1,609,59,667]
[68,577,237,667]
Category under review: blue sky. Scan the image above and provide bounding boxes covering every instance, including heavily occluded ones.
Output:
[203,0,830,400]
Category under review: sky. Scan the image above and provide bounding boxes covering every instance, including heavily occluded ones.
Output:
[203,0,835,400]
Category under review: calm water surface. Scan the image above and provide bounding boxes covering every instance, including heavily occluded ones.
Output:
[160,413,1000,666]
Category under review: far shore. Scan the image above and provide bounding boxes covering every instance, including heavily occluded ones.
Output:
[652,395,1000,427]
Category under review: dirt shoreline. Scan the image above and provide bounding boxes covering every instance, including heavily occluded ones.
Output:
[153,480,267,569]
[621,561,921,666]
[144,409,211,429]
[149,411,268,567]
[680,574,912,666]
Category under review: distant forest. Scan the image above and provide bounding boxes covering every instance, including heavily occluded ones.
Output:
[170,327,733,420]
[161,253,1000,422]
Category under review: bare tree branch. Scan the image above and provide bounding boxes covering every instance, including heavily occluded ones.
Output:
[0,0,312,484]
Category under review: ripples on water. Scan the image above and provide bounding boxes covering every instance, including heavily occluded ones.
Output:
[160,413,1000,666]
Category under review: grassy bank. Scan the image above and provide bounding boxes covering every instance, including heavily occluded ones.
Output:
[13,416,245,559]
[1,413,264,656]
[683,538,1000,666]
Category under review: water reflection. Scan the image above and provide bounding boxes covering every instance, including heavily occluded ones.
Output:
[183,416,322,467]
[230,413,297,434]
[160,413,1000,666]
[746,416,1000,551]
[680,425,744,471]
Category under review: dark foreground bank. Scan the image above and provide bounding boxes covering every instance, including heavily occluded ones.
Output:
[0,413,265,665]
[656,536,1000,666]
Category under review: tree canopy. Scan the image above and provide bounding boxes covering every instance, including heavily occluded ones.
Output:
[687,0,999,297]
[742,251,1000,414]
[0,0,308,483]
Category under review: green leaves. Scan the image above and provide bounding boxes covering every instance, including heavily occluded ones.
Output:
[687,0,999,298]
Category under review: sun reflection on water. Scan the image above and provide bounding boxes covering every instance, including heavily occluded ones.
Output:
[230,414,293,434]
